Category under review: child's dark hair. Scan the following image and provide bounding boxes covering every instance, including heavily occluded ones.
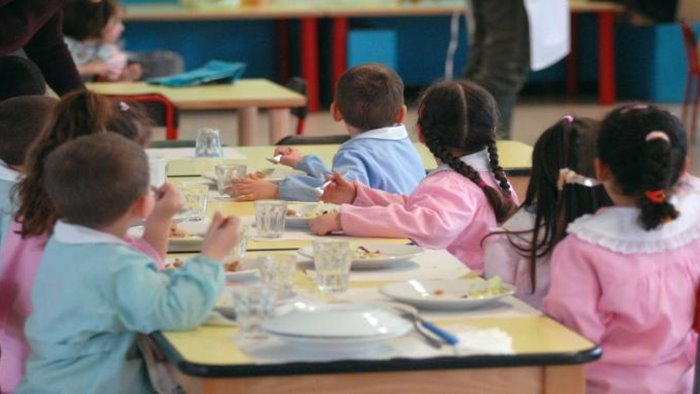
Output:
[44,133,149,229]
[334,64,404,131]
[598,104,688,230]
[14,90,152,237]
[0,96,57,166]
[486,116,611,292]
[417,80,515,222]
[63,0,121,40]
[0,56,46,102]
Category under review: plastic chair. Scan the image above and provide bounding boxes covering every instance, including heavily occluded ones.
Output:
[275,134,350,145]
[285,76,308,135]
[681,20,699,143]
[103,93,180,140]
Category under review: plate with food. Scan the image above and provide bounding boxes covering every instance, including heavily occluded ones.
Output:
[165,256,260,282]
[128,220,210,253]
[285,203,338,228]
[379,277,515,310]
[297,243,424,269]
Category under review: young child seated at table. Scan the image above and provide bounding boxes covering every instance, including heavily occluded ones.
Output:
[0,91,176,392]
[309,80,518,271]
[0,95,57,243]
[543,104,700,393]
[230,64,425,202]
[482,115,611,309]
[16,133,239,393]
[63,0,142,81]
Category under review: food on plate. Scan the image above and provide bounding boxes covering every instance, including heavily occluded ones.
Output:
[223,259,241,272]
[431,277,510,299]
[249,171,268,180]
[356,246,381,259]
[168,224,189,238]
[286,208,299,217]
[286,208,335,219]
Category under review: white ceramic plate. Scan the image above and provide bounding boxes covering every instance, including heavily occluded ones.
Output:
[297,243,424,269]
[379,279,515,311]
[285,203,338,228]
[262,302,412,346]
[128,220,210,253]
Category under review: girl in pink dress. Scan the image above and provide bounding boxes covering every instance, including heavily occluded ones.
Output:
[309,80,517,271]
[543,104,700,394]
[0,91,180,392]
[482,116,611,309]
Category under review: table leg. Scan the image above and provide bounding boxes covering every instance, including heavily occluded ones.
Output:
[301,17,320,112]
[277,19,290,83]
[544,365,586,394]
[598,11,616,105]
[268,108,292,145]
[332,17,349,98]
[238,107,259,146]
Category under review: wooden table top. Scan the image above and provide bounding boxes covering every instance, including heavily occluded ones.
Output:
[124,1,623,21]
[87,79,306,110]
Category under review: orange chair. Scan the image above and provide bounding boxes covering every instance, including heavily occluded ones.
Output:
[681,20,699,143]
[103,93,180,140]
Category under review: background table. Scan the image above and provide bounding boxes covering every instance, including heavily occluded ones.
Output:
[87,79,306,145]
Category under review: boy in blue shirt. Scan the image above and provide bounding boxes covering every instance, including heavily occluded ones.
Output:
[17,133,240,394]
[230,64,425,202]
[0,95,57,243]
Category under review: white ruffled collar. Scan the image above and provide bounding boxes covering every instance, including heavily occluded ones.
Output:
[53,220,127,245]
[0,160,21,182]
[567,192,700,254]
[350,124,408,141]
[430,148,490,175]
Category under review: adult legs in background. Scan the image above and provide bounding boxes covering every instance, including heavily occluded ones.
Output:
[464,0,530,139]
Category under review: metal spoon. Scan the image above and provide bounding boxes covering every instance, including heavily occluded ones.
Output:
[266,154,282,165]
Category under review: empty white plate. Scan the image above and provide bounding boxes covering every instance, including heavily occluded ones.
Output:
[379,279,515,310]
[297,243,423,269]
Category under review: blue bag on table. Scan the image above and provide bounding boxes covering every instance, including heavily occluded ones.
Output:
[147,60,246,87]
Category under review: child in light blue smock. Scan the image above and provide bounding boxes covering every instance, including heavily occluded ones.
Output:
[17,133,240,394]
[230,64,425,202]
[0,96,57,244]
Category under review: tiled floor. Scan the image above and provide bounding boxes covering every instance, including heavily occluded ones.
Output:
[159,96,700,174]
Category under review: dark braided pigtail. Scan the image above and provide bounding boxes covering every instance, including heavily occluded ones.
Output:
[486,140,513,198]
[425,134,514,223]
[637,135,679,230]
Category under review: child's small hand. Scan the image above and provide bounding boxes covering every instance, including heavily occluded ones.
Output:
[120,63,143,81]
[320,173,356,204]
[150,183,185,220]
[226,178,279,201]
[274,146,303,168]
[202,212,241,261]
[309,212,342,235]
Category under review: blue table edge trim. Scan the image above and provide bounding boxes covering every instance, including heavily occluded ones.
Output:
[150,331,601,378]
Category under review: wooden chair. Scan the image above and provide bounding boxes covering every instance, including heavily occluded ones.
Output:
[681,20,699,143]
[103,93,180,140]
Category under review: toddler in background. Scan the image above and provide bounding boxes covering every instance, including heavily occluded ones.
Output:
[230,64,425,202]
[483,116,610,309]
[0,96,57,244]
[17,133,239,393]
[310,80,517,271]
[0,91,176,392]
[63,0,142,81]
[544,104,700,394]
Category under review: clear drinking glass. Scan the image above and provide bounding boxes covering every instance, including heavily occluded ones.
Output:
[254,200,287,238]
[230,225,249,260]
[312,239,352,294]
[258,254,297,295]
[148,156,168,188]
[230,284,277,338]
[180,183,209,221]
[214,164,247,195]
[195,127,223,158]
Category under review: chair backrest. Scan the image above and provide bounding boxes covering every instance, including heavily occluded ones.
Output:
[103,93,180,140]
[681,20,700,74]
[285,76,308,135]
[275,134,350,145]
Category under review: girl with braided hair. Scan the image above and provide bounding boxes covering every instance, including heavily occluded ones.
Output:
[483,115,611,309]
[543,104,700,394]
[309,80,517,271]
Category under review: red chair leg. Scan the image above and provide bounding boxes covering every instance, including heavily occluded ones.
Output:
[692,76,700,143]
[295,118,306,136]
[683,73,693,128]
